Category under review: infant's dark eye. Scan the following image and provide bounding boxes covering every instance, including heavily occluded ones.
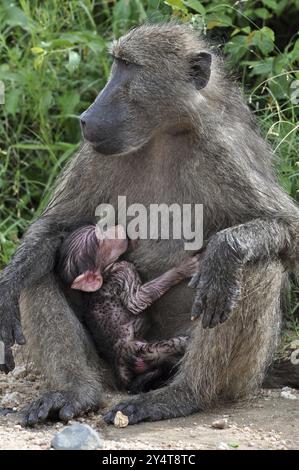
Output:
[123,60,130,66]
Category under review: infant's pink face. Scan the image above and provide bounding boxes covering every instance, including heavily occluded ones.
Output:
[96,224,128,268]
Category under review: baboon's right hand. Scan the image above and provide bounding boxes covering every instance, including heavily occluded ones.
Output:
[0,287,25,373]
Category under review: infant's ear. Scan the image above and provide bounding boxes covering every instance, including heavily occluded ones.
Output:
[71,271,103,292]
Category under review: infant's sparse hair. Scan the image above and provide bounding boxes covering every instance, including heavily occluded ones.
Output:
[58,225,99,286]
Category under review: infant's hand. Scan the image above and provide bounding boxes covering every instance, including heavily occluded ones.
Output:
[177,253,202,279]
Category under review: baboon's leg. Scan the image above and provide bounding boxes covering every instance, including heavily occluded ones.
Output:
[104,263,283,424]
[128,369,166,394]
[20,272,104,426]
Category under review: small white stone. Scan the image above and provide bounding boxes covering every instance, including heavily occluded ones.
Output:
[211,418,229,429]
[51,423,102,450]
[114,411,129,428]
[218,442,230,450]
[280,387,297,400]
[0,391,21,408]
[12,365,28,379]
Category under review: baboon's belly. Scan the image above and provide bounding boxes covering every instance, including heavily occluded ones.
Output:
[146,282,194,339]
[125,237,196,340]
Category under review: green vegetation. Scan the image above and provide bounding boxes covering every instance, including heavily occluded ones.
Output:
[0,0,298,324]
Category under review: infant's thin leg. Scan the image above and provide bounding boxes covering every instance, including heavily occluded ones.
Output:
[117,336,188,389]
[136,336,188,368]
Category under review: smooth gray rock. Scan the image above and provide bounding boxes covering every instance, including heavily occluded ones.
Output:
[51,423,102,450]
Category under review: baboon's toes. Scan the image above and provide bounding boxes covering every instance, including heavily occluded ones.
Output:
[104,401,147,425]
[21,391,76,426]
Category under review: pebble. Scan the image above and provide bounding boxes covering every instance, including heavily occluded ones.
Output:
[218,442,230,450]
[290,349,299,364]
[211,418,229,429]
[0,391,21,408]
[12,365,27,379]
[280,387,297,400]
[51,423,102,450]
[114,411,129,428]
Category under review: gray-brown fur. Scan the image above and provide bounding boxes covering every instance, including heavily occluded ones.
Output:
[0,23,298,425]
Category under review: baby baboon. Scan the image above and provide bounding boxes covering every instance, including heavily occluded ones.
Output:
[58,224,199,391]
[0,23,298,425]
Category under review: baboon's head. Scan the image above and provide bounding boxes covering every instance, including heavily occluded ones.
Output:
[80,24,213,156]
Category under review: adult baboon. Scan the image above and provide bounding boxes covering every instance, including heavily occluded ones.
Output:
[0,24,298,426]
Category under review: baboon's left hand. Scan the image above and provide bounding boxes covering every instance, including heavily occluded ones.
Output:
[190,232,243,328]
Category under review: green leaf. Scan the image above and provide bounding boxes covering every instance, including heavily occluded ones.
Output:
[2,4,34,32]
[5,88,22,117]
[31,47,44,55]
[269,75,291,101]
[206,12,232,29]
[247,27,275,55]
[255,8,271,20]
[113,0,132,33]
[231,27,251,37]
[272,54,289,74]
[243,58,274,76]
[292,39,299,61]
[228,442,239,448]
[39,90,53,113]
[57,90,80,116]
[165,0,188,13]
[224,36,249,64]
[183,1,205,15]
[132,0,147,21]
[67,51,81,73]
[261,0,279,11]
[45,39,74,49]
[33,54,44,70]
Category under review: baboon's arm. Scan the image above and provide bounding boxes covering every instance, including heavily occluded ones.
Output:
[113,256,200,315]
[191,218,297,328]
[0,217,69,372]
[0,145,99,371]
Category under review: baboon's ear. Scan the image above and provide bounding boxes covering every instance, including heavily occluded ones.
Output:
[189,52,212,90]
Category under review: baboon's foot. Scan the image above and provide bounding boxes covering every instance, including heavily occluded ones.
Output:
[22,390,99,426]
[104,386,198,425]
[104,397,165,424]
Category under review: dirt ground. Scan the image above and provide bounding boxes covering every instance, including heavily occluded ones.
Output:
[0,362,298,450]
